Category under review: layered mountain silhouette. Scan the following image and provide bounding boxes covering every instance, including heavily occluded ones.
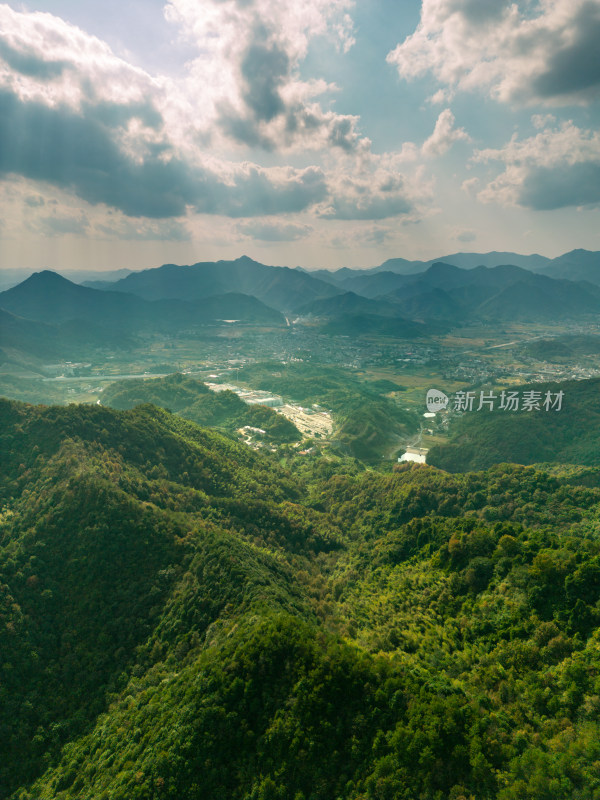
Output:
[307,251,552,284]
[4,253,600,362]
[78,255,600,326]
[295,261,600,323]
[88,255,343,312]
[0,270,285,333]
[375,262,600,322]
[535,249,600,284]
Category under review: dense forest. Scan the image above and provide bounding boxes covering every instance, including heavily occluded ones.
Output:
[428,377,600,472]
[1,398,600,798]
[102,368,418,461]
[101,373,301,445]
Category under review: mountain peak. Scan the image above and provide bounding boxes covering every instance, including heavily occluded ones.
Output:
[560,248,595,258]
[28,269,71,284]
[233,255,261,266]
[3,269,79,295]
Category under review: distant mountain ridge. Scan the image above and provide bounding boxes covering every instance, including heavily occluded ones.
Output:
[377,250,552,274]
[535,249,600,284]
[307,249,600,284]
[375,262,600,322]
[4,251,600,349]
[0,267,132,292]
[3,249,598,294]
[91,255,343,313]
[0,270,285,335]
[72,251,600,327]
[306,251,554,284]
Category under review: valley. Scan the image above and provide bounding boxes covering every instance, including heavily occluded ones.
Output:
[4,311,600,465]
[3,250,600,799]
[3,2,600,795]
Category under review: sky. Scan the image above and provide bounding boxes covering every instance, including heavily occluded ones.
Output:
[0,0,599,271]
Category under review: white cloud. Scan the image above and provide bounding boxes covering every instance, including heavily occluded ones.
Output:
[165,0,364,152]
[237,219,313,242]
[0,5,336,219]
[0,4,165,112]
[0,2,438,229]
[317,152,435,221]
[422,109,470,156]
[475,120,600,209]
[387,0,600,106]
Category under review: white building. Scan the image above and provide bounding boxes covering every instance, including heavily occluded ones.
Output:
[398,446,429,464]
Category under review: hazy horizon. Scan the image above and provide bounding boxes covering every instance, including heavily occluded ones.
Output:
[1,247,592,278]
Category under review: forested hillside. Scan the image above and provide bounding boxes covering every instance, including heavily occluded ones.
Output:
[101,373,301,444]
[2,399,600,799]
[428,378,600,472]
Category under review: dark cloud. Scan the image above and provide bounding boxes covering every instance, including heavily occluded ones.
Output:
[0,88,327,218]
[217,23,362,153]
[0,89,192,217]
[532,2,600,100]
[326,116,359,152]
[284,104,320,136]
[222,96,362,153]
[202,165,327,217]
[240,38,289,122]
[518,161,600,209]
[218,32,290,147]
[219,112,275,150]
[0,38,68,80]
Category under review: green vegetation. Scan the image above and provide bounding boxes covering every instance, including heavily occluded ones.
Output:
[236,361,419,460]
[369,378,406,394]
[101,373,301,444]
[520,334,600,362]
[2,399,600,798]
[429,378,600,472]
[334,397,415,461]
[102,372,211,411]
[0,374,77,405]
